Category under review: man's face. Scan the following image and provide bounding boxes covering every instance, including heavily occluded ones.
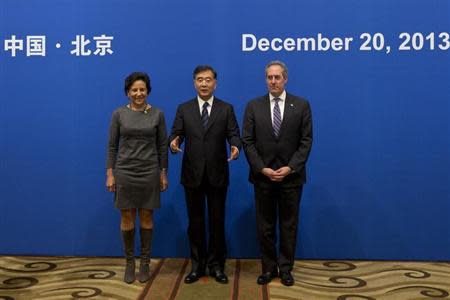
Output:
[266,65,287,97]
[194,70,217,100]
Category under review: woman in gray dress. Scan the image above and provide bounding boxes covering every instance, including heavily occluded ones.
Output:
[106,72,168,284]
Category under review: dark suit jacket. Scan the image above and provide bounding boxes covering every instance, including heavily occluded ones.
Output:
[170,97,242,188]
[242,93,313,187]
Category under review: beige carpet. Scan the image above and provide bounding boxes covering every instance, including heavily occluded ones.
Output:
[1,256,449,299]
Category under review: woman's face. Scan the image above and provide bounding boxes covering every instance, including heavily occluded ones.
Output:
[127,80,148,107]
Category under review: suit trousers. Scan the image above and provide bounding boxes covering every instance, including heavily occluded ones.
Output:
[254,183,303,273]
[184,175,227,273]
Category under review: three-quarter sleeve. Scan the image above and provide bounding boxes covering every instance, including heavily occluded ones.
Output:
[106,110,120,169]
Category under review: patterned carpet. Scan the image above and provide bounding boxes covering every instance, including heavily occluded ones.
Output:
[1,256,449,299]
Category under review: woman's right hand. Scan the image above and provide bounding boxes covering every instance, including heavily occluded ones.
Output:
[106,175,116,192]
[160,171,168,192]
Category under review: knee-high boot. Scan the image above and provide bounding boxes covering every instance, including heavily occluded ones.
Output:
[138,228,153,283]
[121,228,136,284]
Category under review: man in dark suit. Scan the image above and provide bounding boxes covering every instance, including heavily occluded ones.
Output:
[170,65,241,284]
[242,61,313,286]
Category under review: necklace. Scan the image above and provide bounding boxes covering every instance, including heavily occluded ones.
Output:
[127,103,151,114]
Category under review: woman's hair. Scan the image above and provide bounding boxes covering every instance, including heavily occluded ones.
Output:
[124,72,152,95]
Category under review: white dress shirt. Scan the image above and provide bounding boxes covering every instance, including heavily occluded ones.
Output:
[197,96,214,116]
[269,90,286,124]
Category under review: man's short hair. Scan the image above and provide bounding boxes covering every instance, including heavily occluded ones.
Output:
[265,61,288,79]
[193,65,217,79]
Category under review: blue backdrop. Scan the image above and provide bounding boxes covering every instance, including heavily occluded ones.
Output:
[1,0,449,260]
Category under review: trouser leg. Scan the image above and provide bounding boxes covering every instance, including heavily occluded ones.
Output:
[254,185,278,273]
[184,186,207,272]
[206,185,227,272]
[278,185,302,272]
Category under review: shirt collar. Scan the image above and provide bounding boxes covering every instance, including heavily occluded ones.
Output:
[269,90,286,102]
[197,95,214,106]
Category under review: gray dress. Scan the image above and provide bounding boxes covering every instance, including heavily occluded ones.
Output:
[106,105,168,209]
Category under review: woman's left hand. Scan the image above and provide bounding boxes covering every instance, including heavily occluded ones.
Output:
[160,172,168,192]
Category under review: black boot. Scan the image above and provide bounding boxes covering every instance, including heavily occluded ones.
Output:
[121,229,136,284]
[138,228,153,283]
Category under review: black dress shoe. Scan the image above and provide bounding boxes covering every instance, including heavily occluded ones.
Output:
[257,271,278,285]
[280,271,294,286]
[184,270,205,284]
[210,270,229,284]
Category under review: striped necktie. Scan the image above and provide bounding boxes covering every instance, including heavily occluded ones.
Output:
[273,98,282,136]
[201,102,209,128]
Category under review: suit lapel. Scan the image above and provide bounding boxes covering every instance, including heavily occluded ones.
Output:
[261,95,277,139]
[278,94,293,137]
[188,99,204,132]
[204,98,220,133]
